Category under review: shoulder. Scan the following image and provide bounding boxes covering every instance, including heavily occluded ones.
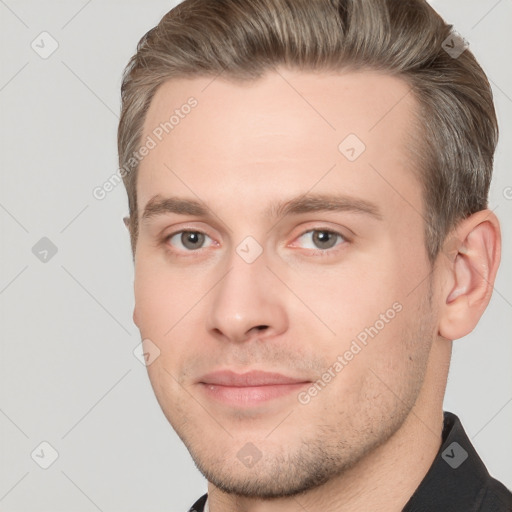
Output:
[478,478,512,511]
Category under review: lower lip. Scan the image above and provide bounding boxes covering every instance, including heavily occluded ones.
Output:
[199,382,309,406]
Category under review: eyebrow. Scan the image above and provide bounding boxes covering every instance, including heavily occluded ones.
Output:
[141,193,383,223]
[267,193,383,221]
[142,195,208,222]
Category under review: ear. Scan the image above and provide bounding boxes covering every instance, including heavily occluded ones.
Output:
[123,216,130,229]
[438,210,501,340]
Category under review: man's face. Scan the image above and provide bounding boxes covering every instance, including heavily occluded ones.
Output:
[133,69,439,498]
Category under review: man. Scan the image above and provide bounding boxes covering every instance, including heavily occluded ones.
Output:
[117,0,512,510]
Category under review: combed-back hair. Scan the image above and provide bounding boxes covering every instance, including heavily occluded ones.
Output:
[118,0,497,262]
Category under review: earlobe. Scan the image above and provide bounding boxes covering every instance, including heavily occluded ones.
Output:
[438,210,501,341]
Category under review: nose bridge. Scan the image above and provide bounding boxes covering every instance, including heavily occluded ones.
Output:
[206,243,287,341]
[215,247,269,317]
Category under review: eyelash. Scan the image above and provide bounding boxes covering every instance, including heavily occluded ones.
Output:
[162,228,349,257]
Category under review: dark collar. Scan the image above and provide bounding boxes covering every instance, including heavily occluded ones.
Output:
[188,412,512,511]
[188,493,207,512]
[403,411,511,511]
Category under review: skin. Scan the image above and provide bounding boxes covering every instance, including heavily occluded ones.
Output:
[129,68,501,512]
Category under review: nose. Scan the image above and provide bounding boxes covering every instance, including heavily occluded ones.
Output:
[206,248,288,344]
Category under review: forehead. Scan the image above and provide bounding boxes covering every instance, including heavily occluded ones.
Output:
[137,68,421,220]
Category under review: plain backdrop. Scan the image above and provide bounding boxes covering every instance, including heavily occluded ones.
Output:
[0,0,511,510]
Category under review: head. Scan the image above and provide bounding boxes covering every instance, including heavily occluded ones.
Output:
[118,0,501,501]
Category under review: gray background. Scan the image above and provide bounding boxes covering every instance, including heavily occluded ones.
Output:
[0,0,510,510]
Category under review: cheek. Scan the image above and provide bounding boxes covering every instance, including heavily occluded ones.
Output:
[134,256,196,334]
[134,273,170,334]
[283,227,424,337]
[287,263,400,342]
[133,261,208,379]
[292,258,427,376]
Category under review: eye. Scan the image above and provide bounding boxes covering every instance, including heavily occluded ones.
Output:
[166,230,214,251]
[295,229,346,251]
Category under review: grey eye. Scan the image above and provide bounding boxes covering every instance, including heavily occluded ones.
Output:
[311,230,339,249]
[181,231,205,250]
[168,231,211,251]
[295,229,345,251]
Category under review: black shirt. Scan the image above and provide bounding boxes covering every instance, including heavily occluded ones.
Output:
[188,411,512,511]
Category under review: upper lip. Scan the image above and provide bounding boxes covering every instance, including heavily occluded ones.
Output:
[199,370,310,387]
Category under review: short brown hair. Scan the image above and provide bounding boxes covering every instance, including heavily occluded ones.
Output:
[118,0,498,262]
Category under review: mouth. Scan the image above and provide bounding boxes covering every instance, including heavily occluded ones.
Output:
[197,370,311,407]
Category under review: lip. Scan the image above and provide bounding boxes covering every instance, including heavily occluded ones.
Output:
[198,370,311,406]
[199,370,309,387]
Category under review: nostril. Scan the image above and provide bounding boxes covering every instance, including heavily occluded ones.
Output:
[255,325,268,331]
